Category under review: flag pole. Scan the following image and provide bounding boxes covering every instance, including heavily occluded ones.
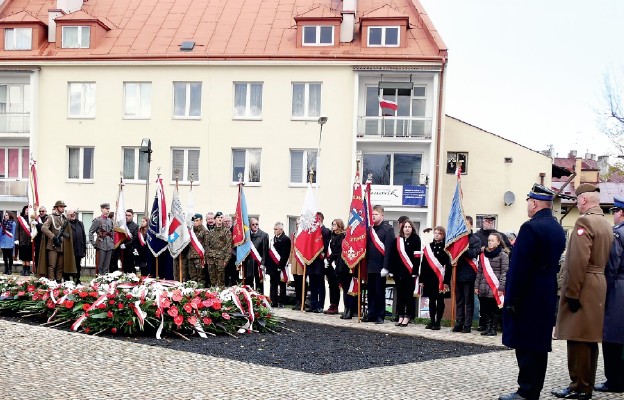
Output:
[357,263,362,322]
[300,167,315,312]
[174,172,183,283]
[118,173,124,272]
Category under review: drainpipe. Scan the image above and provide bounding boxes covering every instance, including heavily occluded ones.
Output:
[432,57,447,227]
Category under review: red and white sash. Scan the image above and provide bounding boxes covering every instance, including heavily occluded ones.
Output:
[269,241,281,265]
[138,231,146,247]
[189,228,205,262]
[465,256,478,273]
[479,253,504,307]
[2,223,13,238]
[370,226,385,255]
[397,237,413,274]
[17,216,30,236]
[423,244,445,291]
[250,242,262,264]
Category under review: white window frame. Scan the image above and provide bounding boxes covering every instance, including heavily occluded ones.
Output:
[4,28,32,50]
[367,26,400,47]
[232,148,262,186]
[122,147,148,182]
[123,82,151,119]
[171,147,200,184]
[233,82,263,120]
[67,146,94,182]
[362,152,423,186]
[67,82,96,118]
[172,82,202,119]
[61,26,90,49]
[289,149,318,186]
[302,25,334,46]
[0,147,29,179]
[291,82,322,120]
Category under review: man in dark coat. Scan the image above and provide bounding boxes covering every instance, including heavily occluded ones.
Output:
[475,215,513,249]
[121,209,139,273]
[66,209,86,284]
[266,221,291,307]
[33,205,48,272]
[453,215,481,333]
[594,196,624,393]
[499,184,566,400]
[243,217,269,293]
[365,205,395,324]
[553,183,612,400]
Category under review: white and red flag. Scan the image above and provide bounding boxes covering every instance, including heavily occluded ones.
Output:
[113,181,130,249]
[168,187,190,258]
[294,183,323,265]
[379,97,398,112]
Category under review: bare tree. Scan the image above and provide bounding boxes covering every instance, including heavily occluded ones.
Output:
[598,72,624,155]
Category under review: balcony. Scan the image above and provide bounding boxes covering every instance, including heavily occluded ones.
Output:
[357,116,432,139]
[0,113,30,134]
[0,179,28,198]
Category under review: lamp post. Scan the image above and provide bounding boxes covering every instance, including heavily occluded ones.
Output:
[140,138,152,217]
[316,116,327,184]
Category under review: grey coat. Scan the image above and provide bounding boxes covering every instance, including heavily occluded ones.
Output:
[475,249,509,298]
[89,216,114,251]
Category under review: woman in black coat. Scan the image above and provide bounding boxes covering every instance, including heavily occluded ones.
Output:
[327,219,353,318]
[419,225,452,330]
[390,219,421,326]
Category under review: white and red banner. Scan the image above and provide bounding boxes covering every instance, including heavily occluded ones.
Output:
[479,253,504,308]
[423,244,445,291]
[168,187,190,258]
[397,237,413,274]
[379,97,398,112]
[113,182,130,249]
[341,172,367,270]
[294,183,323,265]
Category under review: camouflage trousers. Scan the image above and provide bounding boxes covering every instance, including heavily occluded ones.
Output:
[175,257,205,285]
[207,258,226,288]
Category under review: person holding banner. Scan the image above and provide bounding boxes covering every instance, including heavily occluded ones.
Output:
[390,219,421,327]
[15,206,34,276]
[365,205,395,324]
[329,219,351,319]
[266,222,291,307]
[134,217,151,276]
[420,226,451,330]
[452,215,481,333]
[475,232,509,336]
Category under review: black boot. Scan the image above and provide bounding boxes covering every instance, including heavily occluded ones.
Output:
[340,307,353,319]
[481,315,492,336]
[486,319,498,336]
[425,318,435,329]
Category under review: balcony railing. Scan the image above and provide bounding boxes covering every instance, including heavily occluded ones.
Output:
[0,179,27,197]
[0,113,30,134]
[357,116,432,139]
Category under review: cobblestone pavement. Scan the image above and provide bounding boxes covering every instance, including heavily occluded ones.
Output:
[1,310,621,400]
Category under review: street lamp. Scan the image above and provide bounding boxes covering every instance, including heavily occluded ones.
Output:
[316,116,328,184]
[140,138,152,217]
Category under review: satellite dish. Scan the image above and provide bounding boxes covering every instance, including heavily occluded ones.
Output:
[504,191,515,206]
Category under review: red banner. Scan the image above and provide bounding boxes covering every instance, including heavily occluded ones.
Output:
[341,172,367,270]
[232,184,245,247]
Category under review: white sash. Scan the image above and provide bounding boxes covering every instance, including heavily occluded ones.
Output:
[397,237,413,274]
[250,242,262,264]
[269,241,281,264]
[17,216,30,235]
[423,244,445,291]
[370,226,385,255]
[479,253,504,307]
[189,228,204,260]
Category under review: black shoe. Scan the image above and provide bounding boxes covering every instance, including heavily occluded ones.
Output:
[451,325,463,332]
[498,392,526,400]
[375,318,384,324]
[292,302,302,310]
[551,387,592,399]
[477,325,487,331]
[431,324,441,330]
[425,322,434,329]
[595,383,624,393]
[312,308,323,313]
[461,327,471,333]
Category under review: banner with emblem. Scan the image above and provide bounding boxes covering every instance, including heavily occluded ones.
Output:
[234,184,251,265]
[445,166,470,264]
[113,180,130,249]
[295,183,323,265]
[341,172,367,270]
[147,176,169,257]
[168,187,190,258]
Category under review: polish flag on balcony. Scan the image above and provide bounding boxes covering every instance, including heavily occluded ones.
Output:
[379,97,398,112]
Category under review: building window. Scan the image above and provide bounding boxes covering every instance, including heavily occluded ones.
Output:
[62,26,90,49]
[302,26,333,46]
[363,153,422,185]
[0,84,30,133]
[68,82,96,118]
[233,82,262,119]
[367,26,399,47]
[4,28,32,50]
[292,82,321,119]
[68,147,94,180]
[123,82,151,119]
[363,85,428,137]
[0,147,29,179]
[173,82,201,118]
[122,147,148,181]
[446,152,468,174]
[171,148,199,182]
[475,215,497,230]
[232,149,261,184]
[290,149,317,184]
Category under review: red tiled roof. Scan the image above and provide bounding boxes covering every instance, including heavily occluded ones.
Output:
[0,0,448,61]
[553,157,599,172]
[295,5,342,19]
[361,4,410,19]
[0,9,45,24]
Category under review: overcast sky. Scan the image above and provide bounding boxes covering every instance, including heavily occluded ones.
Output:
[418,0,624,158]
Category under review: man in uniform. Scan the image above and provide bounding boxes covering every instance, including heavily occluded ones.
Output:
[594,196,624,393]
[222,214,238,286]
[243,217,269,293]
[552,183,611,400]
[365,205,395,324]
[186,213,208,284]
[89,203,114,275]
[121,209,139,273]
[205,211,232,287]
[499,184,566,400]
[38,200,76,281]
[266,222,291,307]
[34,206,48,272]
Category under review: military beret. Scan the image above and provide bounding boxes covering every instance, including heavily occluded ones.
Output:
[575,183,599,196]
[527,183,555,201]
[192,213,203,221]
[54,200,66,208]
[215,211,223,218]
[611,195,624,210]
[100,202,110,209]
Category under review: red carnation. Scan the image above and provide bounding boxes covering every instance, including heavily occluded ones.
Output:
[161,298,171,309]
[117,303,124,309]
[212,301,222,311]
[27,285,35,292]
[106,293,115,299]
[126,294,133,299]
[111,327,117,334]
[173,315,184,326]
[89,292,98,298]
[183,303,192,313]
[84,328,91,334]
[172,290,183,302]
[187,316,197,326]
[98,303,106,309]
[221,312,230,320]
[167,306,179,317]
[155,309,161,318]
[107,311,114,318]
[79,291,88,298]
[108,300,115,305]
[65,300,75,309]
[82,304,90,311]
[202,317,212,325]
[127,320,133,326]
[17,291,25,297]
[202,299,213,308]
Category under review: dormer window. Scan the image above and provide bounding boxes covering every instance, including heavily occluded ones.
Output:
[302,26,334,46]
[367,26,400,47]
[62,26,90,49]
[4,28,32,50]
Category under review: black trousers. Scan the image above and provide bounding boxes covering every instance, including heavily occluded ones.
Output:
[308,274,325,310]
[429,291,445,324]
[602,342,624,390]
[367,272,386,320]
[292,274,307,306]
[224,258,238,286]
[2,248,13,272]
[325,265,340,305]
[121,248,135,273]
[269,271,286,306]
[515,348,548,400]
[395,277,415,318]
[455,281,475,328]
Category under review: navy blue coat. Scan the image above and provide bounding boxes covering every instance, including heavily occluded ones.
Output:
[455,232,481,282]
[502,208,566,352]
[604,222,624,344]
[366,221,395,274]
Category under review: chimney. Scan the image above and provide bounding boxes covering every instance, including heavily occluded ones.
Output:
[574,157,582,189]
[340,0,356,43]
[569,150,577,158]
[598,155,609,175]
[48,9,64,42]
[57,0,83,13]
[585,152,592,160]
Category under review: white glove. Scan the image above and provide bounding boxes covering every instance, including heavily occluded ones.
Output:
[133,249,139,256]
[30,230,38,239]
[14,240,19,245]
[261,265,266,274]
[324,259,329,268]
[120,244,125,249]
[380,268,390,277]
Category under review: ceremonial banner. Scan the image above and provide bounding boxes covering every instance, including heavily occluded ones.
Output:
[295,183,323,265]
[113,183,130,249]
[234,184,251,265]
[445,167,469,264]
[168,187,190,258]
[185,187,196,230]
[147,177,169,257]
[342,172,366,270]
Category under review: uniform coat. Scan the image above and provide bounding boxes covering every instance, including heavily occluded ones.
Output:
[365,221,395,274]
[556,206,611,342]
[88,215,114,250]
[37,211,76,275]
[503,208,566,352]
[420,240,451,298]
[289,232,304,275]
[604,222,624,344]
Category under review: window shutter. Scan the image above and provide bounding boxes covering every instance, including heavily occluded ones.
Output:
[290,150,303,183]
[188,149,199,180]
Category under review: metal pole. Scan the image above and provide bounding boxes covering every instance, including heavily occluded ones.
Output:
[144,161,151,218]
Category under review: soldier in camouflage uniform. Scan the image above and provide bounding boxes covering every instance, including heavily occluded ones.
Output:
[186,213,208,284]
[205,211,232,287]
